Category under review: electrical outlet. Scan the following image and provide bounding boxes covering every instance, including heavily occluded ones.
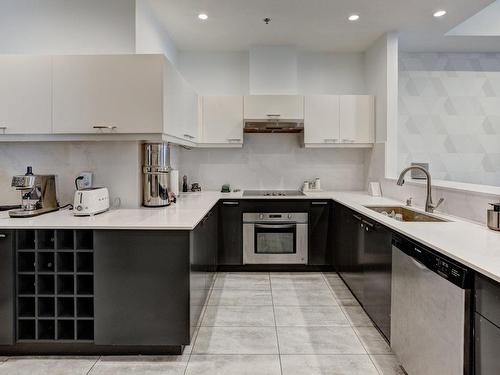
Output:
[78,172,93,189]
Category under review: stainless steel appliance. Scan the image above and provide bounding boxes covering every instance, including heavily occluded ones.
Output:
[487,203,500,231]
[142,143,171,207]
[391,235,472,375]
[243,212,308,264]
[9,167,58,218]
[242,190,305,197]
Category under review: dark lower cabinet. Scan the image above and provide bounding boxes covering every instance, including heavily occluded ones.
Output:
[361,218,392,340]
[308,201,331,265]
[0,230,14,345]
[218,200,242,265]
[333,202,364,301]
[190,208,217,335]
[474,274,500,374]
[332,202,392,341]
[94,230,191,346]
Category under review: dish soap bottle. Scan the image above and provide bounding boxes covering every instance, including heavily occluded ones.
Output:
[182,175,188,193]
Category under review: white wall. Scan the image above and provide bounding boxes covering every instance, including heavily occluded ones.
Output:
[249,45,299,94]
[177,51,250,95]
[298,52,366,94]
[179,134,368,191]
[0,142,142,208]
[0,0,136,54]
[135,0,178,64]
[178,49,367,95]
[364,34,500,224]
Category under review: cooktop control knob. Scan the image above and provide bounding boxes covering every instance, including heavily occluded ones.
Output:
[288,213,292,219]
[259,214,264,219]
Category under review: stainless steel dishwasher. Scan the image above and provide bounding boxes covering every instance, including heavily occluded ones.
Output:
[391,236,472,375]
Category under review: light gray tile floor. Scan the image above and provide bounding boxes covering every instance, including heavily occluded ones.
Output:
[2,272,404,374]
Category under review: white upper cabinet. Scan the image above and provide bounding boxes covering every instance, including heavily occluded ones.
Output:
[200,96,243,146]
[0,56,52,134]
[163,61,199,143]
[304,95,340,144]
[244,95,304,120]
[304,94,374,147]
[339,95,374,144]
[53,55,163,134]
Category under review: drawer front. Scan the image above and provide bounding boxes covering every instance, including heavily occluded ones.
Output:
[475,274,500,327]
[475,313,500,375]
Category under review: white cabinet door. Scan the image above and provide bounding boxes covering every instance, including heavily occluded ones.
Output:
[304,95,340,144]
[53,55,163,134]
[163,60,199,142]
[0,56,52,134]
[244,95,304,119]
[339,95,374,144]
[201,96,243,145]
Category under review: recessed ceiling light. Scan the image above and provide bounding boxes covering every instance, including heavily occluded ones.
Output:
[433,10,447,18]
[198,13,208,20]
[348,14,360,21]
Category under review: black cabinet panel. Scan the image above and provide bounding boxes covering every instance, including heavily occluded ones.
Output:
[308,201,331,265]
[475,313,500,375]
[94,230,190,346]
[218,201,243,265]
[362,218,392,340]
[0,230,14,344]
[191,208,218,335]
[333,203,364,301]
[475,274,500,328]
[332,203,392,341]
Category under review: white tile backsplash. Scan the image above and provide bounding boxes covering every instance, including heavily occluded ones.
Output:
[0,141,142,208]
[178,134,368,191]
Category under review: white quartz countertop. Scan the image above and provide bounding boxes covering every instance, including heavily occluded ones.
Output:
[1,190,500,282]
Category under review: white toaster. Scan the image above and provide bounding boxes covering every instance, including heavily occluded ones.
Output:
[73,187,110,216]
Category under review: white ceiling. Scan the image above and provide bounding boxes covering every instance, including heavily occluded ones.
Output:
[145,0,498,52]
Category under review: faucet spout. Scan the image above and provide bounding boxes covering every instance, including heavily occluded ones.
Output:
[396,166,441,213]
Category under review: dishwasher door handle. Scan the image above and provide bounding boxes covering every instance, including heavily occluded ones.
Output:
[410,257,429,271]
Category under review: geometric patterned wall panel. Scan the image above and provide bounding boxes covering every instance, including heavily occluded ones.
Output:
[398,52,500,187]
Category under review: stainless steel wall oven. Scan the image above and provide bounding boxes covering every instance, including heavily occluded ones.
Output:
[243,212,308,264]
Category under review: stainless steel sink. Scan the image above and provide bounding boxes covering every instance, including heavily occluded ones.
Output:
[364,206,449,222]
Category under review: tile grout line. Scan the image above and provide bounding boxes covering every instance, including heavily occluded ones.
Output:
[322,272,391,375]
[84,356,100,375]
[321,272,371,355]
[269,273,284,375]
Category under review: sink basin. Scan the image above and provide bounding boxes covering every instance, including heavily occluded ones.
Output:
[364,206,449,222]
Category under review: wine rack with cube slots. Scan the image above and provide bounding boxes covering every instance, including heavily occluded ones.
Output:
[16,229,94,341]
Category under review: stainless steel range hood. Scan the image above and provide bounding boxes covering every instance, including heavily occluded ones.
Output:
[243,118,304,133]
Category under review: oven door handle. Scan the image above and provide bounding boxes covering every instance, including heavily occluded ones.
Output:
[254,223,296,229]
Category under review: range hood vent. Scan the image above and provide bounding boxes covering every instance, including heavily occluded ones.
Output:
[244,119,304,133]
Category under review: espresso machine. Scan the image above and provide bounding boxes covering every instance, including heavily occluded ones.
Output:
[142,143,171,207]
[9,166,59,218]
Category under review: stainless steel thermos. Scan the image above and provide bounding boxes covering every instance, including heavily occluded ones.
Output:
[487,203,500,231]
[142,143,171,207]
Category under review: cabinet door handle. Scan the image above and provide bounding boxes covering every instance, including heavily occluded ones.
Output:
[0,126,7,133]
[0,233,6,238]
[362,220,374,229]
[227,138,242,142]
[323,139,338,143]
[223,201,239,206]
[266,114,281,117]
[93,125,117,130]
[341,138,355,143]
[184,134,196,140]
[311,202,328,205]
[353,214,362,221]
